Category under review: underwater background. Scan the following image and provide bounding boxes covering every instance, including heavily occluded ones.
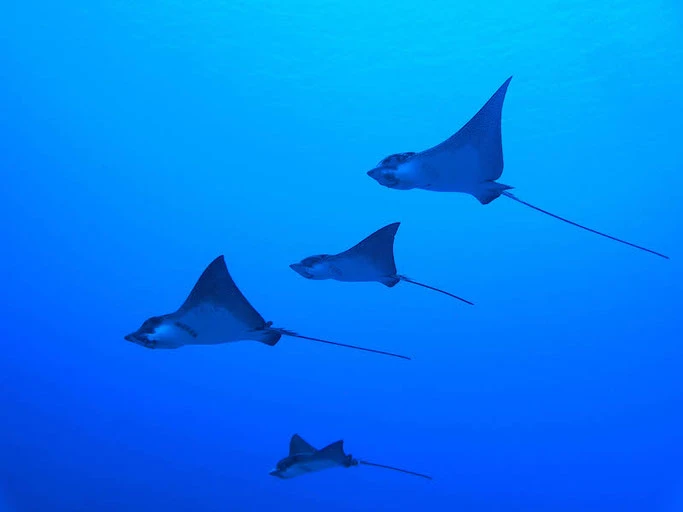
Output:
[1,0,682,510]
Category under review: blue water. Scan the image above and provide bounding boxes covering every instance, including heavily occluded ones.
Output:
[2,1,682,510]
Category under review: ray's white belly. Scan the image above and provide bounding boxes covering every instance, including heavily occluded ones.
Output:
[330,256,384,282]
[173,305,254,345]
[415,145,483,192]
[284,458,341,477]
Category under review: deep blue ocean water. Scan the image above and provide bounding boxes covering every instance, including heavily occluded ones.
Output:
[1,1,682,510]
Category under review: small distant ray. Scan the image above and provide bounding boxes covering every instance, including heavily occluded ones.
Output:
[366,77,669,260]
[290,222,473,305]
[269,434,432,480]
[124,255,410,360]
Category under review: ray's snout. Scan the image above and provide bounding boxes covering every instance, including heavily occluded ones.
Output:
[289,263,311,278]
[366,166,399,188]
[124,332,157,349]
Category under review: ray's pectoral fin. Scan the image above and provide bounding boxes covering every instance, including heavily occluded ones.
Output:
[341,222,400,278]
[290,434,317,455]
[318,440,347,462]
[472,181,514,205]
[423,76,513,184]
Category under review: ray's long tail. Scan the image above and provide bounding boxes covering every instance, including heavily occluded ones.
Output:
[274,329,411,361]
[397,275,474,305]
[358,460,433,480]
[501,192,669,260]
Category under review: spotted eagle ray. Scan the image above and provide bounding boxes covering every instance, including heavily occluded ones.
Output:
[366,77,669,259]
[290,222,473,305]
[124,255,410,360]
[269,434,432,480]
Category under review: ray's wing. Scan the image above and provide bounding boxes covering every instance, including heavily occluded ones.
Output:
[421,76,512,182]
[176,255,268,331]
[317,440,348,464]
[335,223,400,280]
[290,434,317,455]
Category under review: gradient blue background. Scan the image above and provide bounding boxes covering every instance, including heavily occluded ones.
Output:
[1,0,682,510]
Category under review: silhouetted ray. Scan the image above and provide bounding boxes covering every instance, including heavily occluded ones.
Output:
[124,255,410,360]
[270,434,432,480]
[367,77,668,259]
[290,222,473,305]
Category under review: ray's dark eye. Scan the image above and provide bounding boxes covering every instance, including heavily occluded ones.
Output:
[378,152,416,168]
[141,316,163,332]
[378,155,395,166]
[302,255,327,266]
